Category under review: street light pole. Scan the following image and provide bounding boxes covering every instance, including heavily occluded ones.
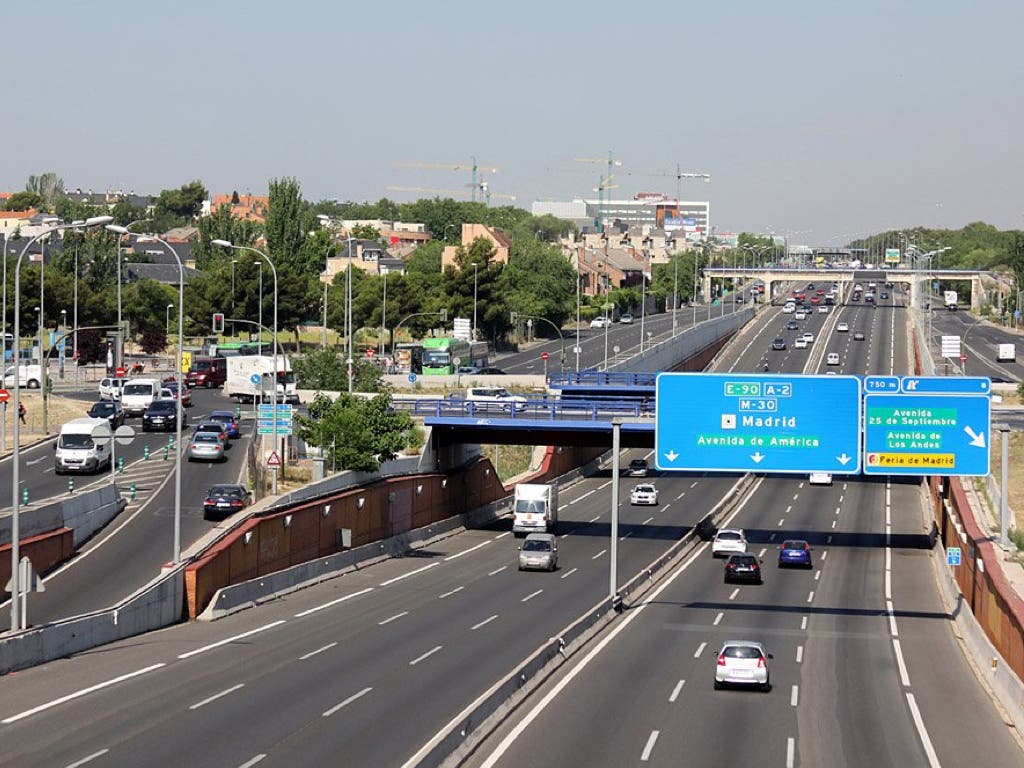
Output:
[672,255,679,335]
[380,269,388,356]
[166,303,173,336]
[11,216,112,632]
[575,272,581,372]
[472,262,479,341]
[255,261,263,355]
[230,258,237,337]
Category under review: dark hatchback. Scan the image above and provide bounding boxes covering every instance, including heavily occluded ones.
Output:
[142,399,185,432]
[87,400,125,429]
[203,484,251,520]
[724,553,763,584]
[771,337,787,351]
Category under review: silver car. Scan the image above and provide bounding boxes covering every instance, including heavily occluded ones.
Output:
[714,640,771,691]
[518,533,558,572]
[188,432,226,462]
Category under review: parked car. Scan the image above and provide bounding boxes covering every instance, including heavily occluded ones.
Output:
[590,316,610,328]
[87,400,125,429]
[208,409,241,438]
[203,483,251,520]
[188,432,226,462]
[778,539,813,568]
[518,533,558,572]
[714,640,771,691]
[630,483,659,505]
[619,313,634,324]
[142,399,185,432]
[724,553,763,584]
[628,458,649,477]
[712,528,748,558]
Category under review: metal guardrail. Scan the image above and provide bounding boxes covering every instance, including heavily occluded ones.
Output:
[547,371,656,388]
[391,397,651,420]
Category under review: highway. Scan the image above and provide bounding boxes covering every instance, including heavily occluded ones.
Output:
[467,285,1024,767]
[925,307,1023,382]
[2,285,1020,767]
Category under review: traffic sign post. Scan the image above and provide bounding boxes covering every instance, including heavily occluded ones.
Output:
[946,547,962,567]
[863,377,991,476]
[655,373,862,474]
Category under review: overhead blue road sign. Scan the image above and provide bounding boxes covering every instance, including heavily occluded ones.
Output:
[864,376,900,394]
[863,391,990,476]
[946,547,962,567]
[655,373,862,474]
[899,376,989,395]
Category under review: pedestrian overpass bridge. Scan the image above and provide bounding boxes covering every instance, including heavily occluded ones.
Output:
[702,266,990,311]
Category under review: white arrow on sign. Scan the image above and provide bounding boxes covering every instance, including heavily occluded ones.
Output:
[964,426,986,448]
[664,450,679,462]
[750,452,764,464]
[836,453,852,466]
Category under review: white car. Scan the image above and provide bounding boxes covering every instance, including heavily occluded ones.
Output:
[782,304,795,314]
[712,528,748,558]
[801,332,814,343]
[630,483,659,506]
[794,311,807,320]
[809,472,833,486]
[818,306,829,314]
[590,317,610,329]
[836,322,849,333]
[619,314,633,324]
[827,352,841,366]
[714,640,771,691]
[98,376,126,400]
[794,338,808,349]
[466,387,527,412]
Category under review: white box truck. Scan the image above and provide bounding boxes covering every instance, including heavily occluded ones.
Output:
[944,290,958,311]
[996,343,1016,362]
[223,355,298,403]
[512,483,559,536]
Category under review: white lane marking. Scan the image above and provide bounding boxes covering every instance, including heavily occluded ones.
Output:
[467,477,766,768]
[694,642,707,658]
[758,548,766,558]
[560,531,574,539]
[64,749,110,768]
[893,638,911,687]
[690,481,699,488]
[807,591,815,603]
[238,756,266,768]
[494,531,512,539]
[323,686,373,717]
[885,570,892,601]
[598,480,612,489]
[821,550,828,561]
[796,645,803,663]
[472,615,499,630]
[906,693,943,768]
[620,531,633,541]
[640,730,660,762]
[410,646,443,666]
[592,549,607,559]
[299,642,337,661]
[792,493,799,501]
[589,515,601,523]
[713,612,724,626]
[2,663,166,724]
[669,680,685,702]
[573,489,597,504]
[835,506,841,515]
[560,567,579,579]
[798,482,804,489]
[643,516,654,525]
[659,504,670,513]
[887,600,899,637]
[769,533,776,541]
[814,571,821,581]
[379,562,440,586]
[438,587,464,599]
[522,589,544,603]
[728,588,739,601]
[785,505,792,514]
[786,737,796,768]
[378,611,409,626]
[190,683,245,710]
[790,685,799,707]
[831,520,837,529]
[488,566,507,576]
[676,492,686,500]
[778,518,785,527]
[179,621,287,659]
[826,535,832,544]
[444,540,490,561]
[295,588,374,618]
[839,495,844,503]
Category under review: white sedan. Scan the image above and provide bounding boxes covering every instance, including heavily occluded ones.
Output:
[630,483,659,506]
[794,338,808,349]
[714,640,771,691]
[836,322,849,332]
[590,317,610,329]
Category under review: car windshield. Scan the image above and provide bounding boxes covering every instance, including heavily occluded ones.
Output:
[634,485,654,493]
[724,645,764,659]
[59,433,94,449]
[523,539,552,552]
[89,403,114,416]
[515,499,547,514]
[783,540,807,550]
[210,414,232,424]
[630,460,646,467]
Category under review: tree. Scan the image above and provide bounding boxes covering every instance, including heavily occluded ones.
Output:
[503,239,576,333]
[25,172,64,209]
[265,177,318,275]
[3,191,43,211]
[350,223,381,241]
[76,329,104,365]
[111,199,148,226]
[292,349,347,391]
[152,180,207,230]
[194,204,263,269]
[139,327,168,354]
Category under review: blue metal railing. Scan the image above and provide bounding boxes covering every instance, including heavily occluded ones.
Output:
[391,397,651,421]
[546,371,656,388]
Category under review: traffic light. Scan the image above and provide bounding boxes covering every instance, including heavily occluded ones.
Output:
[212,313,225,333]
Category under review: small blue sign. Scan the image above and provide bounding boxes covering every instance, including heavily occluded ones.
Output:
[863,390,990,476]
[864,376,900,394]
[408,373,417,383]
[250,373,261,385]
[946,547,962,567]
[900,376,989,395]
[655,373,862,474]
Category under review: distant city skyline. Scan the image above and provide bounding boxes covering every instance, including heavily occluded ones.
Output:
[3,0,1022,246]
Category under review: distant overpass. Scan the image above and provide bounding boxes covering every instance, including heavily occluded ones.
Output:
[703,266,990,311]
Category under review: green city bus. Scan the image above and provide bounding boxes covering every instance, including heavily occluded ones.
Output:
[421,338,489,375]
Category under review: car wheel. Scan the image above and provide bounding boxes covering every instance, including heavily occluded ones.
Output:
[713,680,723,690]
[27,379,39,389]
[761,679,771,693]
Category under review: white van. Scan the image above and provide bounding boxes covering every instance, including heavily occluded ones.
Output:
[121,378,159,417]
[465,387,527,412]
[3,364,42,389]
[55,417,112,474]
[809,472,833,486]
[826,352,841,366]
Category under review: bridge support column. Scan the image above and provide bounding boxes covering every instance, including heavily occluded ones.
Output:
[702,275,712,304]
[971,277,982,312]
[909,278,922,309]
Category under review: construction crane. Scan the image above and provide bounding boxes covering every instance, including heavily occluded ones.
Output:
[576,151,621,233]
[627,164,711,203]
[386,185,516,206]
[395,157,498,203]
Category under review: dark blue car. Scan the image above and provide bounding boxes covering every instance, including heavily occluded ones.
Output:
[209,410,241,439]
[778,539,813,569]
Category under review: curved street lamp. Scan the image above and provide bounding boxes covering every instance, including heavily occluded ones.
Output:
[9,215,112,632]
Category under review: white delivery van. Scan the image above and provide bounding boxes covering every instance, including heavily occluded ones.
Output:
[809,472,833,486]
[512,483,559,536]
[996,343,1016,362]
[55,417,112,474]
[3,364,42,389]
[121,378,159,417]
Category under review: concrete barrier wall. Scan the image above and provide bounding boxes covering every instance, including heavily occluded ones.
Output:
[0,501,64,547]
[611,309,753,374]
[62,485,125,548]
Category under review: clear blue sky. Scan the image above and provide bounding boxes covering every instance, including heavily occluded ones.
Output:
[4,0,1022,244]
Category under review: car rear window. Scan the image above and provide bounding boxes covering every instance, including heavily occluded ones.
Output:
[730,555,757,565]
[717,532,741,541]
[193,433,219,443]
[724,645,764,659]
